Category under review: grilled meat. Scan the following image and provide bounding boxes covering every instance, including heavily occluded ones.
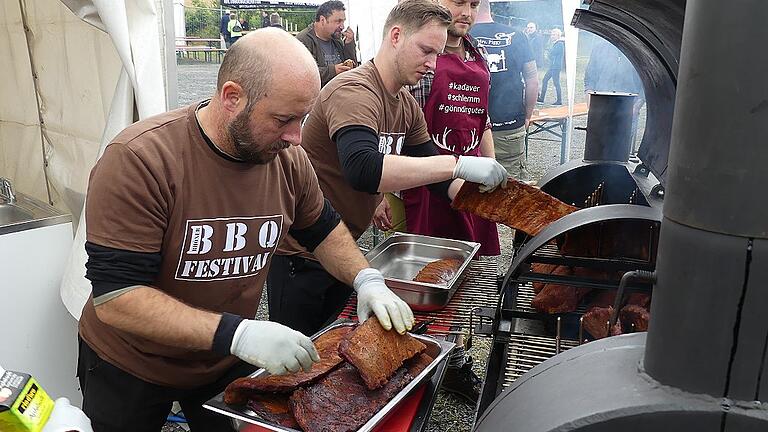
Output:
[339,318,426,390]
[246,394,300,429]
[620,304,650,332]
[290,353,433,432]
[530,263,559,293]
[224,326,352,405]
[451,179,577,236]
[413,258,463,285]
[582,306,623,339]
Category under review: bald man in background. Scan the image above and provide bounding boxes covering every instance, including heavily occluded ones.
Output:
[78,28,413,432]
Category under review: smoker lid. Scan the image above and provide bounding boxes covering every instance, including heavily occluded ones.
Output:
[573,0,686,186]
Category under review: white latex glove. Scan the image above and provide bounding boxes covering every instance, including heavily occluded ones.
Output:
[354,268,415,334]
[42,398,93,432]
[230,320,320,375]
[452,155,509,192]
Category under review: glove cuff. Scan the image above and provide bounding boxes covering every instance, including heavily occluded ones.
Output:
[451,155,463,180]
[353,267,385,292]
[212,312,244,356]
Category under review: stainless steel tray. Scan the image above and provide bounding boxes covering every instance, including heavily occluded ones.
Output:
[203,321,455,432]
[364,233,480,311]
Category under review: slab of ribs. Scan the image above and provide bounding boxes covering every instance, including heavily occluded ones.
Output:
[223,319,431,431]
[451,179,577,236]
[223,326,353,405]
[339,317,426,390]
[413,258,463,285]
[291,353,433,432]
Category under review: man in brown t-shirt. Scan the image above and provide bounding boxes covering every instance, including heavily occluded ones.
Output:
[78,29,413,432]
[269,0,509,335]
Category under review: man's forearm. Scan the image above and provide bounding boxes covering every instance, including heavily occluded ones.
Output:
[523,61,540,123]
[378,154,456,192]
[313,222,369,286]
[524,78,539,122]
[94,287,221,351]
[480,128,495,158]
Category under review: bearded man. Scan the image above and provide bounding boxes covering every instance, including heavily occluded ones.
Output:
[77,28,413,432]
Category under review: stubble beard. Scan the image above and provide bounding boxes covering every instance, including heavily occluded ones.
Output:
[227,110,288,164]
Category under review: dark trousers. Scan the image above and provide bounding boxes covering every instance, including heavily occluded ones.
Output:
[267,255,354,336]
[77,338,256,432]
[540,68,562,103]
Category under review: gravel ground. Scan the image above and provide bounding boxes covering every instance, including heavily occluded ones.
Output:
[166,61,643,432]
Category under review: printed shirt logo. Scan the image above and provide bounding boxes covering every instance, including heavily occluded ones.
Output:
[475,32,514,73]
[378,132,405,155]
[175,215,283,282]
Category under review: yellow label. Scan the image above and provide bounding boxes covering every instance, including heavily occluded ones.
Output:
[0,377,54,432]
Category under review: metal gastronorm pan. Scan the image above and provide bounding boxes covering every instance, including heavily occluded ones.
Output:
[365,233,480,311]
[203,321,455,432]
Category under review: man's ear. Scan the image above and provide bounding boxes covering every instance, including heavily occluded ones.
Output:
[220,81,245,113]
[389,25,404,48]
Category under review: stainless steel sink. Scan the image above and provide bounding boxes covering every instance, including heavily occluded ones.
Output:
[0,177,72,235]
[0,203,35,225]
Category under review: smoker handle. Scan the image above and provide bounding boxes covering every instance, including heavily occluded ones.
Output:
[608,270,657,330]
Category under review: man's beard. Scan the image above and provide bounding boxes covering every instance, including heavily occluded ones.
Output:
[393,55,417,87]
[227,110,289,164]
[448,22,469,39]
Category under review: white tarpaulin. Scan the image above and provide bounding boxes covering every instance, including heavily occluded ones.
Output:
[1,0,174,319]
[343,0,396,63]
[57,0,174,320]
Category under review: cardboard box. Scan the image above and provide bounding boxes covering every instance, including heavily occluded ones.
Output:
[0,370,54,432]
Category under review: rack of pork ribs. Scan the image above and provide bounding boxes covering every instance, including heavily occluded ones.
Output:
[530,263,651,339]
[452,180,651,340]
[223,318,432,432]
[412,258,463,285]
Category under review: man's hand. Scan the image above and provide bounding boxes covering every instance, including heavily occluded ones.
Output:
[230,320,320,375]
[334,63,352,75]
[453,156,509,192]
[42,398,93,432]
[525,118,531,130]
[354,268,414,334]
[342,26,355,44]
[373,198,393,230]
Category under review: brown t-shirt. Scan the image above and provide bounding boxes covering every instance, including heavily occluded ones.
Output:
[79,103,325,388]
[279,60,431,256]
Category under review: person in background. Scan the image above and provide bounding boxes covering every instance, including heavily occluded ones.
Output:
[539,27,565,105]
[397,0,501,404]
[227,13,243,46]
[261,11,270,28]
[77,29,412,432]
[270,12,284,29]
[268,0,508,338]
[524,21,544,69]
[219,10,231,48]
[239,16,250,33]
[472,0,539,182]
[296,0,357,87]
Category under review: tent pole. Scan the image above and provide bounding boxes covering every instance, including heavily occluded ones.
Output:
[18,0,54,205]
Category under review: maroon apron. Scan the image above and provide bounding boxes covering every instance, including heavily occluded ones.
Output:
[403,41,500,256]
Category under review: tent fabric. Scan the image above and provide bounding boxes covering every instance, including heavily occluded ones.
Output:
[343,0,396,63]
[0,0,121,214]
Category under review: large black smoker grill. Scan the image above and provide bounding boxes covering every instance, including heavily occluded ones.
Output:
[473,0,768,429]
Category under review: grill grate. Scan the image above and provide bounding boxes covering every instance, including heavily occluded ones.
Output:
[503,333,579,388]
[341,260,499,335]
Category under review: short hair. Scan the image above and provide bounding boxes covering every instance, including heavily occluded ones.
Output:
[315,1,345,22]
[217,39,271,112]
[382,0,452,39]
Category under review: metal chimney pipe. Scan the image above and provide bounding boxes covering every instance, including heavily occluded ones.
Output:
[643,0,768,402]
[583,91,637,162]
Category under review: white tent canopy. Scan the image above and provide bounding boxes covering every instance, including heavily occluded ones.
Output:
[1,0,176,319]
